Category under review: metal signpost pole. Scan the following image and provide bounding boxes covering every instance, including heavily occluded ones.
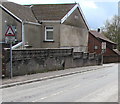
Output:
[5,26,16,78]
[101,50,104,65]
[10,42,13,78]
[101,42,106,65]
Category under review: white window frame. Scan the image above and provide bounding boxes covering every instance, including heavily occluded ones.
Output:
[45,26,54,41]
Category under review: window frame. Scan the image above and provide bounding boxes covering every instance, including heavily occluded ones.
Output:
[45,26,54,41]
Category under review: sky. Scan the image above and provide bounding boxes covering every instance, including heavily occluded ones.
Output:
[6,0,119,30]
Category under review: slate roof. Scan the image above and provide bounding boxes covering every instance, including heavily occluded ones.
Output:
[2,2,38,23]
[2,2,85,25]
[27,3,76,21]
[89,30,116,44]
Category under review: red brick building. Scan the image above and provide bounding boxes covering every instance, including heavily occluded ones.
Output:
[88,30,120,63]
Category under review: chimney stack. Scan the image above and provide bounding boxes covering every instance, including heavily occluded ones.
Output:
[97,28,100,32]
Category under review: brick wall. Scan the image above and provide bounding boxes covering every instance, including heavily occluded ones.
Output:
[103,55,120,63]
[88,32,120,63]
[88,32,102,54]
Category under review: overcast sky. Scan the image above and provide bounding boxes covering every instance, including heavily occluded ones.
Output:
[7,0,119,30]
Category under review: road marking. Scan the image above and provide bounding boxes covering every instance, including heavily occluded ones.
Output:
[32,81,94,102]
[40,97,47,100]
[52,91,64,96]
[32,97,47,102]
[32,90,66,102]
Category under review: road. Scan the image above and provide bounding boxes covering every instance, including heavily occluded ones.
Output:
[2,63,118,102]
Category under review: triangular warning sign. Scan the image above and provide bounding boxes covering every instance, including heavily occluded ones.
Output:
[5,26,15,36]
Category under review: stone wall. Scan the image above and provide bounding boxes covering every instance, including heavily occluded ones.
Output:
[3,48,102,77]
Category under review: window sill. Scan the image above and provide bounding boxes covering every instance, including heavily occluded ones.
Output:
[43,40,55,42]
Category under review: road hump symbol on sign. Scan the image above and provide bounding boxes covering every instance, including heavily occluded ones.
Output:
[5,26,15,36]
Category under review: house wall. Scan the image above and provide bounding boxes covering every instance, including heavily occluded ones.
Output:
[40,7,88,52]
[103,47,117,56]
[0,8,2,42]
[88,33,102,54]
[60,24,88,52]
[60,8,88,52]
[24,24,41,48]
[1,9,41,48]
[88,32,120,63]
[40,22,60,48]
[0,8,2,78]
[63,8,87,29]
[88,33,117,56]
[2,9,22,43]
[108,42,117,50]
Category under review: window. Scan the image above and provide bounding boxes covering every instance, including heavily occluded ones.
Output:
[45,26,54,41]
[94,46,98,50]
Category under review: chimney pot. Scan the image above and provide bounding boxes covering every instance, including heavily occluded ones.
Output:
[97,28,100,32]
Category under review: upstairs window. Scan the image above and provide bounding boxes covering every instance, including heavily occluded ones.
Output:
[45,26,54,41]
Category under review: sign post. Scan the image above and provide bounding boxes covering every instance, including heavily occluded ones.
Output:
[101,42,106,64]
[10,42,13,78]
[5,26,16,78]
[101,42,106,53]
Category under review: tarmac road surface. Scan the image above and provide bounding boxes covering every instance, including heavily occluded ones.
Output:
[2,63,118,102]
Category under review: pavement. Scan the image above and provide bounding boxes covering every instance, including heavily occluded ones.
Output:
[1,64,113,89]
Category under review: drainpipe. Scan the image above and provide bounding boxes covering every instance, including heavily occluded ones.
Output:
[22,22,25,48]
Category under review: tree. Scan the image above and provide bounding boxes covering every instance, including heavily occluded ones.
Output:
[101,15,120,50]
